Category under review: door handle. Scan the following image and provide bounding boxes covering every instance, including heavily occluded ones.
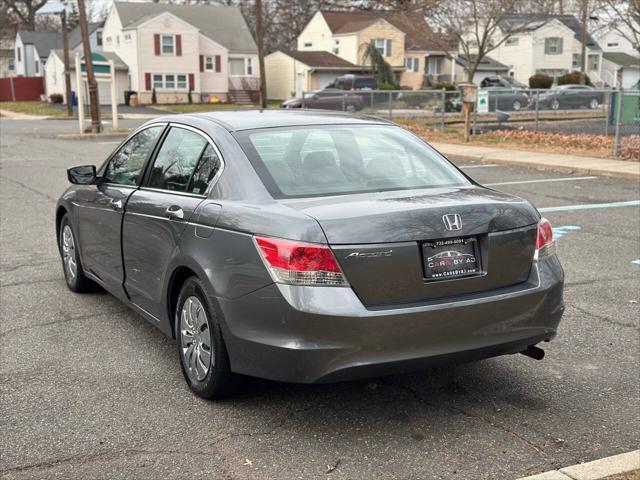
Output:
[111,199,123,211]
[166,206,184,220]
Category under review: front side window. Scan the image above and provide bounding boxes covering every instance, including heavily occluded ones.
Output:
[544,37,563,54]
[162,35,175,55]
[237,126,470,198]
[147,128,207,192]
[104,126,163,185]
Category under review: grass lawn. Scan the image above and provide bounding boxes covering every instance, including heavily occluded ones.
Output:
[0,101,66,117]
[153,101,280,114]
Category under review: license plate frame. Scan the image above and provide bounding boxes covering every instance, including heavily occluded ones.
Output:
[421,237,481,281]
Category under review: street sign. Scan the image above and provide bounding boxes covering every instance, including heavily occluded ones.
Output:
[477,90,489,113]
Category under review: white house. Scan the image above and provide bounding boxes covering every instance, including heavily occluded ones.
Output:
[477,15,604,85]
[15,23,103,78]
[44,50,129,105]
[101,1,259,104]
[596,27,639,88]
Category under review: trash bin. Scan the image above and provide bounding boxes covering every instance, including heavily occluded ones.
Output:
[129,93,139,108]
[70,91,78,107]
[124,90,136,106]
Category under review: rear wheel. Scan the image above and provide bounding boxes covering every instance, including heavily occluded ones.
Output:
[550,99,560,110]
[59,214,94,293]
[589,98,599,109]
[175,277,237,399]
[512,100,522,111]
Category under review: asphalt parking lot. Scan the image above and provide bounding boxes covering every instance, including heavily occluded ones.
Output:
[1,118,638,480]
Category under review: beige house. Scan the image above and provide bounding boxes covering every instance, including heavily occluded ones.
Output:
[102,1,259,104]
[265,9,450,96]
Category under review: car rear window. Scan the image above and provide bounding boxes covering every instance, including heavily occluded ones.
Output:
[235,126,470,198]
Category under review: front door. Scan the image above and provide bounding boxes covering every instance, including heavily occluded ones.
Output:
[76,125,164,298]
[122,126,223,320]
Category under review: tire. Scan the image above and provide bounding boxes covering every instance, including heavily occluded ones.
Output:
[589,98,599,109]
[175,276,237,399]
[551,99,560,111]
[346,104,356,113]
[58,214,94,293]
[512,100,522,111]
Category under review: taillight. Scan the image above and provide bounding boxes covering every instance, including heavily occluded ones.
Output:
[254,236,349,287]
[534,217,555,260]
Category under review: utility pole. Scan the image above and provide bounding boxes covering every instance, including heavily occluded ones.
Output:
[255,0,267,108]
[61,7,72,117]
[580,0,588,84]
[77,0,101,132]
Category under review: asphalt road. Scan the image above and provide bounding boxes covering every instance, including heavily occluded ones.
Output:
[1,118,638,480]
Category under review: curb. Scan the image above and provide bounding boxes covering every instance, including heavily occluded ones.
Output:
[518,450,639,480]
[439,151,640,181]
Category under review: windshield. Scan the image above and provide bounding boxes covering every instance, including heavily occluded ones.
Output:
[235,125,471,198]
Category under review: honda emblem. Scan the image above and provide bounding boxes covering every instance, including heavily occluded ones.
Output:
[443,214,462,231]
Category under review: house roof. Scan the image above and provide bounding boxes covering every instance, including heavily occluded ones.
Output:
[51,49,128,71]
[455,54,509,71]
[498,14,601,49]
[18,31,61,60]
[318,10,449,52]
[603,52,640,68]
[68,22,103,51]
[283,50,361,69]
[113,1,257,52]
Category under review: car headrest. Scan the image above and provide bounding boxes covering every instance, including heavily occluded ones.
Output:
[366,155,405,179]
[303,151,338,171]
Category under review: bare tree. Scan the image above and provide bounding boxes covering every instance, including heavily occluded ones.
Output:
[255,0,267,107]
[430,0,533,82]
[4,0,48,30]
[598,0,640,53]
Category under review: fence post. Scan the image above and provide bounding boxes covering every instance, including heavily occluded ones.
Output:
[342,92,346,112]
[388,91,392,120]
[371,91,374,112]
[604,89,609,137]
[302,91,306,109]
[613,87,624,157]
[534,90,540,132]
[441,88,446,132]
[9,77,16,101]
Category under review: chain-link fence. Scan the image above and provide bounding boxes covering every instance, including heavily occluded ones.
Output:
[296,88,640,158]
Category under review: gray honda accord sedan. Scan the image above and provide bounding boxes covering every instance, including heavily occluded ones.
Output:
[56,110,564,399]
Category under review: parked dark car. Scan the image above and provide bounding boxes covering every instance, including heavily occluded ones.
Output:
[282,89,364,111]
[57,110,564,399]
[327,74,378,90]
[481,75,527,89]
[538,84,604,110]
[484,87,530,111]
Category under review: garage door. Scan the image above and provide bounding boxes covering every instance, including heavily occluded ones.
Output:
[316,73,339,90]
[81,79,113,105]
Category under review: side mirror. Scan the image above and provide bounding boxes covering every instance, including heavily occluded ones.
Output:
[67,165,97,185]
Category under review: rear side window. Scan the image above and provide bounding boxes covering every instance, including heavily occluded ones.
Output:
[355,77,376,89]
[104,126,162,186]
[236,126,470,198]
[147,127,207,192]
[190,144,222,195]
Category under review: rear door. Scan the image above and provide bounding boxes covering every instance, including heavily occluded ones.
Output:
[76,125,164,298]
[122,125,223,319]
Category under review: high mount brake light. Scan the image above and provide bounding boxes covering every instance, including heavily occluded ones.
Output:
[254,236,349,287]
[534,217,555,260]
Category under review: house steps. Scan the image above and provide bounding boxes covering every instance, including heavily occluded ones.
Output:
[229,90,255,105]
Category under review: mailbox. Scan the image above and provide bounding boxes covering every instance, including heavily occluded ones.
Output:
[459,83,478,103]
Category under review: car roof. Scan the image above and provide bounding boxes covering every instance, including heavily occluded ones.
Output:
[166,109,394,132]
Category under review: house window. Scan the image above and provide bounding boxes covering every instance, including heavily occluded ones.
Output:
[124,33,131,42]
[333,40,340,54]
[35,60,39,74]
[426,56,443,75]
[373,38,391,57]
[588,54,599,71]
[96,31,103,47]
[229,58,253,75]
[405,57,419,73]
[572,53,581,69]
[16,47,21,62]
[161,35,176,55]
[607,42,619,47]
[303,42,312,48]
[8,58,14,71]
[116,35,120,46]
[544,37,563,55]
[505,37,519,46]
[106,36,112,45]
[152,73,188,90]
[205,56,214,71]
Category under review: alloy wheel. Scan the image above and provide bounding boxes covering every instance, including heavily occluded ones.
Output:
[551,99,560,110]
[589,98,599,109]
[513,100,521,111]
[180,296,213,382]
[61,225,77,282]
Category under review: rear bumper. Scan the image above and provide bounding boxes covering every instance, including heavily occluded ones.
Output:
[216,255,564,383]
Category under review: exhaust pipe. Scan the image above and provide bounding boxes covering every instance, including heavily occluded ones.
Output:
[521,345,545,360]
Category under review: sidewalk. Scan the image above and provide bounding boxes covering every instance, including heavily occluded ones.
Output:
[432,142,640,180]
